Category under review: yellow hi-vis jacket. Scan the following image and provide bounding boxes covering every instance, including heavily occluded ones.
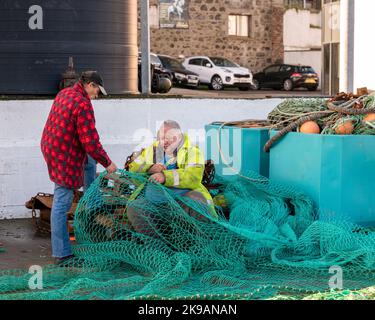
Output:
[128,134,217,219]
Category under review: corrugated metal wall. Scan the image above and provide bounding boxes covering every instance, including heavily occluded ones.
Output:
[0,0,138,94]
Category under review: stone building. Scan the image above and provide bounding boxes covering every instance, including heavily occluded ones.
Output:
[138,0,284,73]
[284,7,322,88]
[284,0,321,10]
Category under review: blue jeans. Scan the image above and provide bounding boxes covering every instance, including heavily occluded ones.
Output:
[84,155,97,193]
[51,184,74,258]
[51,155,97,258]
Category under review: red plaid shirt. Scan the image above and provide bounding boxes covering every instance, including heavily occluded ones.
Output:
[41,82,112,189]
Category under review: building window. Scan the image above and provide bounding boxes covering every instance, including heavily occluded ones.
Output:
[284,0,322,10]
[189,58,203,66]
[150,5,159,29]
[228,15,251,37]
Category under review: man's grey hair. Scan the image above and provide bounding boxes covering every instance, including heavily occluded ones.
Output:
[161,120,181,131]
[157,120,182,139]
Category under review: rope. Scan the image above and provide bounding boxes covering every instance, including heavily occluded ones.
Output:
[264,111,334,153]
[264,95,375,152]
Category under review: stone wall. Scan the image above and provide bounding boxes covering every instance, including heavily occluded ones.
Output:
[138,0,284,73]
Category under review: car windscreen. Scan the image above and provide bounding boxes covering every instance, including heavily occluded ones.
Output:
[209,57,238,68]
[159,56,184,70]
[300,66,316,73]
[150,54,162,66]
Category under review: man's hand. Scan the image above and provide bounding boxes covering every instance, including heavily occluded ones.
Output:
[148,164,166,174]
[149,173,166,184]
[106,162,118,174]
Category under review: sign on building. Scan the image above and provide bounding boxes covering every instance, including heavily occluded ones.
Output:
[159,0,189,29]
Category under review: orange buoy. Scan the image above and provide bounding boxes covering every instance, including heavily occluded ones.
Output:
[299,121,321,134]
[335,120,354,135]
[364,113,375,122]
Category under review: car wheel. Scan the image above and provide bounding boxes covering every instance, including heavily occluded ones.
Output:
[251,79,260,90]
[210,75,224,91]
[308,86,318,92]
[283,79,294,91]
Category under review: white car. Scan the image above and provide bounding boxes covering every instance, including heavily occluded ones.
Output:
[182,56,253,91]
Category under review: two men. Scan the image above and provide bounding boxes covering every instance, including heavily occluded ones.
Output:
[42,72,214,256]
[41,71,117,263]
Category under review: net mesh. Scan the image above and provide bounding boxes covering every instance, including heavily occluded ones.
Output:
[267,94,375,136]
[0,170,374,300]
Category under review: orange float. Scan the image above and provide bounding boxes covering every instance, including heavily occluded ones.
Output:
[364,113,375,122]
[335,120,354,135]
[299,121,321,134]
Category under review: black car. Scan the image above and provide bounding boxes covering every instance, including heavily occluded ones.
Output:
[138,53,172,93]
[253,64,319,91]
[157,54,200,88]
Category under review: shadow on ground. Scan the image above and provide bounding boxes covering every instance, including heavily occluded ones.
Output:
[0,219,54,270]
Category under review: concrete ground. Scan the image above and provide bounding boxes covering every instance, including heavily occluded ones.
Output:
[0,219,54,271]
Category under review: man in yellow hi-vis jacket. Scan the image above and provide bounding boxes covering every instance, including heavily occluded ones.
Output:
[127,120,217,235]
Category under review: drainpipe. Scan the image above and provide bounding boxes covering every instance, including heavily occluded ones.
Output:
[141,0,151,94]
[339,0,355,93]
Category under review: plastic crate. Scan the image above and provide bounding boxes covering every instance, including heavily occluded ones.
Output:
[269,132,375,227]
[205,124,270,178]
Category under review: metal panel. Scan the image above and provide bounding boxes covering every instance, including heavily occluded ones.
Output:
[269,132,375,226]
[205,124,270,178]
[0,0,138,94]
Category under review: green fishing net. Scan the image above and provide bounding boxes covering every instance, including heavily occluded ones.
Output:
[0,170,374,300]
[268,94,375,135]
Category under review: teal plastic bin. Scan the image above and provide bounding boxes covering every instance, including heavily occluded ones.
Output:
[205,124,270,178]
[269,132,375,227]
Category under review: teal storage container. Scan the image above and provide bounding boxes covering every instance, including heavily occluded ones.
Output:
[205,123,270,178]
[269,132,375,226]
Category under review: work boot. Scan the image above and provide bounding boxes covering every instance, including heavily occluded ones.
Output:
[55,254,75,266]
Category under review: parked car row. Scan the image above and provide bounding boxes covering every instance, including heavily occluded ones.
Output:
[182,56,253,91]
[253,64,319,91]
[138,52,320,93]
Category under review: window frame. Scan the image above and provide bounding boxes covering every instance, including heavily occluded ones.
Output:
[201,59,212,68]
[280,65,293,72]
[228,14,252,38]
[149,5,159,29]
[265,65,281,74]
[189,58,203,66]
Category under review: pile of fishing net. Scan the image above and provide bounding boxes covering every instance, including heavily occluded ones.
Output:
[0,170,374,300]
[264,92,375,152]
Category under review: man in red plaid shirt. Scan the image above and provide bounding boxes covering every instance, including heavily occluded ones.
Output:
[41,71,117,263]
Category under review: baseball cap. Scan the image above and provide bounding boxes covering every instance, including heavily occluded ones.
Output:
[80,70,108,96]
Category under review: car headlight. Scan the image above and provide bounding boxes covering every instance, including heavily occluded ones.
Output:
[223,69,233,73]
[175,73,186,80]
